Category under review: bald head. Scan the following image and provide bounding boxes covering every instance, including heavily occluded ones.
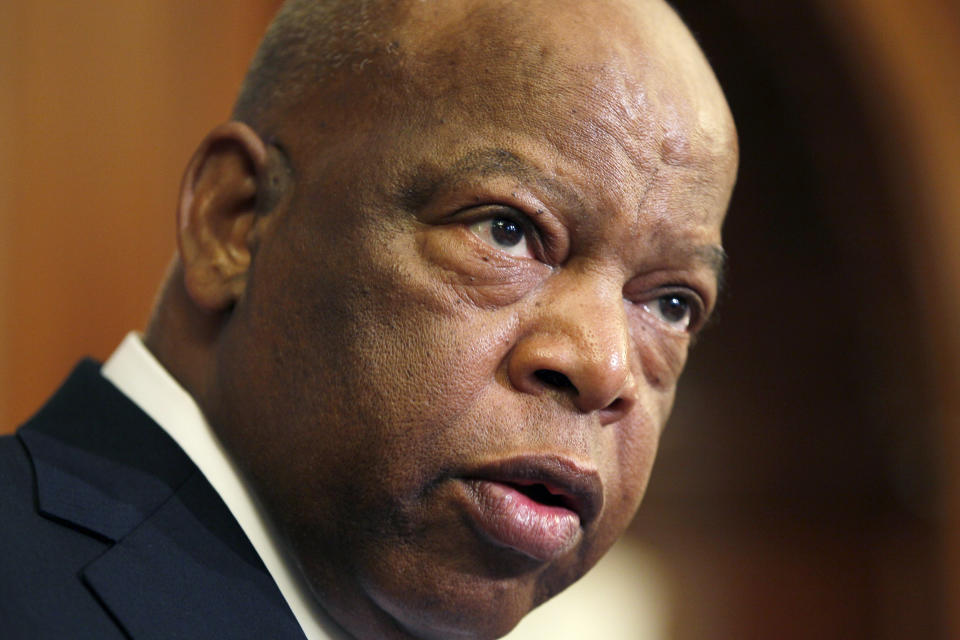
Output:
[150,2,737,638]
[233,0,735,165]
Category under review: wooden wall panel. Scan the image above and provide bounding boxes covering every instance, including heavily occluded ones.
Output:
[812,0,960,635]
[0,2,277,431]
[0,4,15,425]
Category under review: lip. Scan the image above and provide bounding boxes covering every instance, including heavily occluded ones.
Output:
[459,455,604,562]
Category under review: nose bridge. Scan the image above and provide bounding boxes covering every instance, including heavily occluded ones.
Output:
[509,268,635,415]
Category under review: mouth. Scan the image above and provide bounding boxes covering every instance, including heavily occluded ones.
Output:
[460,455,604,562]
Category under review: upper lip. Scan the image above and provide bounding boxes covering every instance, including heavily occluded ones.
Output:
[464,455,604,525]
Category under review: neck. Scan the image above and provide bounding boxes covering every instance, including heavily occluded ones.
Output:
[143,258,224,412]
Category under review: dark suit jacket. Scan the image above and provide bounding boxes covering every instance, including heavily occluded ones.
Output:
[0,360,308,639]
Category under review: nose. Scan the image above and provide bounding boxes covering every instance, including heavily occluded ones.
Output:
[507,284,636,420]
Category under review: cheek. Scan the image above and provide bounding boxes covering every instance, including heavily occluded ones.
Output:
[317,226,538,449]
[628,312,691,390]
[283,236,526,490]
[574,407,663,575]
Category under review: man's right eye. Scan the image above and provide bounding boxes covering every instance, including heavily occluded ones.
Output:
[469,216,535,259]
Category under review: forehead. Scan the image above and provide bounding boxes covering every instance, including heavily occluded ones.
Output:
[275,0,736,254]
[391,0,735,143]
[376,0,737,202]
[275,0,737,176]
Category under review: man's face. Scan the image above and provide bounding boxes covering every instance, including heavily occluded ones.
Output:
[208,1,736,637]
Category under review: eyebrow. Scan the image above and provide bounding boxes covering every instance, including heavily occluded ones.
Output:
[398,147,728,289]
[696,243,728,294]
[397,147,584,215]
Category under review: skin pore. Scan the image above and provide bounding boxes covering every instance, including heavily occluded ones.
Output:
[144,1,738,638]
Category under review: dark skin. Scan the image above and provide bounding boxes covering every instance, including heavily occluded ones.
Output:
[145,0,738,638]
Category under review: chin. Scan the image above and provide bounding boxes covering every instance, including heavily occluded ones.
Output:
[367,582,533,640]
[352,544,587,640]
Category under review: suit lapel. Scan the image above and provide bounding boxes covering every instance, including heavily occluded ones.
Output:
[82,471,306,639]
[19,360,196,542]
[18,360,306,639]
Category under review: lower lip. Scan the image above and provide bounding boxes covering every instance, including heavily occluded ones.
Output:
[463,479,582,562]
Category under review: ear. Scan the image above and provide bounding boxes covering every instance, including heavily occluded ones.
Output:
[177,121,274,312]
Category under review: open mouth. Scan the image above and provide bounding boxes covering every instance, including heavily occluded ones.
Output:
[459,455,604,562]
[469,455,604,525]
[463,479,582,561]
[502,480,577,511]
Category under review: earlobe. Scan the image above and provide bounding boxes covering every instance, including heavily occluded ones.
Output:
[177,122,272,313]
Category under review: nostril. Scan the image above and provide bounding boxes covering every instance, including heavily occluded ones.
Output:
[604,397,626,413]
[534,369,577,394]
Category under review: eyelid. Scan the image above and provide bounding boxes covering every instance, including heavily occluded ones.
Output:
[665,288,707,333]
[632,285,709,333]
[456,204,553,264]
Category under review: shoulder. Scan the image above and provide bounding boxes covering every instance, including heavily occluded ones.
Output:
[0,432,42,537]
[0,432,30,491]
[0,416,126,638]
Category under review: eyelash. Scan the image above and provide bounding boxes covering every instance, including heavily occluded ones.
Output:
[467,206,549,261]
[642,287,706,333]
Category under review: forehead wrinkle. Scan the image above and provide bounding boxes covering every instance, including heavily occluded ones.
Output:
[542,64,711,230]
[629,153,731,240]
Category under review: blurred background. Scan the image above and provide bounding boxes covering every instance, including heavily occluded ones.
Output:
[1,1,958,638]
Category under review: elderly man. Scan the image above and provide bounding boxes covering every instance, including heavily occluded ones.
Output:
[0,0,737,638]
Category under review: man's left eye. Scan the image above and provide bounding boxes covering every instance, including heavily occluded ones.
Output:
[469,216,534,258]
[643,294,695,331]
